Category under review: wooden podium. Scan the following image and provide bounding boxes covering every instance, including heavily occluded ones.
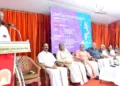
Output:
[0,41,31,86]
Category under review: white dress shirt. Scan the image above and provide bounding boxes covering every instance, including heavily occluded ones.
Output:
[56,49,73,62]
[38,51,56,67]
[110,50,116,56]
[0,25,11,41]
[102,50,109,56]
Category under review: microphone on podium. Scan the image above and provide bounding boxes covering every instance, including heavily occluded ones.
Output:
[0,20,25,85]
[1,21,26,86]
[0,20,14,28]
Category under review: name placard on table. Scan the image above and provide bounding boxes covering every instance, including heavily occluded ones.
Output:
[0,41,31,54]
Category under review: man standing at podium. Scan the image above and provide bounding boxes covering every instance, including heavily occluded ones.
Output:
[0,10,11,41]
[0,10,12,86]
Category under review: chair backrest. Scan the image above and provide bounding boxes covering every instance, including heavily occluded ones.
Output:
[17,56,36,73]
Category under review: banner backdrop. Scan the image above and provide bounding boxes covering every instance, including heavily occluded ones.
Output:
[51,8,92,53]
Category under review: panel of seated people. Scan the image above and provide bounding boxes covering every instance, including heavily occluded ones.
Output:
[37,42,120,86]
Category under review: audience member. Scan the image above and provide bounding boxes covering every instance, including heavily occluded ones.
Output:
[75,42,99,79]
[37,43,69,86]
[56,43,88,85]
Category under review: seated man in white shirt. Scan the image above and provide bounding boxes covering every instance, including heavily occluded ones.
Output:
[0,10,11,41]
[108,45,116,57]
[102,45,120,66]
[37,43,69,86]
[115,45,120,54]
[98,44,114,68]
[100,44,115,58]
[56,43,88,85]
[112,45,120,64]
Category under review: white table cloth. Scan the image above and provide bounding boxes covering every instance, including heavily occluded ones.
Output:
[99,66,120,86]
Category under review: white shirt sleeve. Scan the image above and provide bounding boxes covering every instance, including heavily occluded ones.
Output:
[56,49,73,62]
[110,50,116,56]
[56,51,62,61]
[50,53,56,62]
[102,50,108,56]
[0,25,11,41]
[66,49,72,56]
[37,51,56,67]
[37,53,44,64]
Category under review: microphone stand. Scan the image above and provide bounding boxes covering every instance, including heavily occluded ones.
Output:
[9,26,25,86]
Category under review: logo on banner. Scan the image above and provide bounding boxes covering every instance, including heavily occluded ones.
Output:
[84,23,90,40]
[0,69,11,85]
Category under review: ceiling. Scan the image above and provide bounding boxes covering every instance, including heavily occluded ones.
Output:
[0,0,120,24]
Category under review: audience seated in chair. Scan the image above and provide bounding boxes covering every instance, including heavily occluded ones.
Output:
[75,42,99,79]
[98,44,115,68]
[56,43,88,85]
[100,44,114,58]
[107,45,116,57]
[37,43,69,86]
[113,45,120,64]
[87,42,108,70]
[36,56,50,86]
[87,42,101,59]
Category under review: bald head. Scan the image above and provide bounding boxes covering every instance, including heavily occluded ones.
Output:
[80,44,85,51]
[59,43,65,51]
[92,42,96,49]
[101,44,105,50]
[109,45,112,50]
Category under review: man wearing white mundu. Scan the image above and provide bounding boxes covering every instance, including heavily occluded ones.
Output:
[37,43,69,86]
[56,43,88,85]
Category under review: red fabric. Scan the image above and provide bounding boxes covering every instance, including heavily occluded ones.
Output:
[0,54,14,86]
[109,21,120,48]
[92,23,109,49]
[2,8,120,60]
[92,21,120,49]
[2,9,50,60]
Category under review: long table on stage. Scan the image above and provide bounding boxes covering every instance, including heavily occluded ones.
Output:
[99,65,120,86]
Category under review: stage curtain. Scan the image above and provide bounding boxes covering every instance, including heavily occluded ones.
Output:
[109,21,120,48]
[3,8,120,60]
[2,9,50,60]
[92,23,109,49]
[37,14,50,55]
